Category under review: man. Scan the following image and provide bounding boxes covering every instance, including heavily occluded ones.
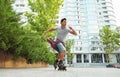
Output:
[43,18,77,69]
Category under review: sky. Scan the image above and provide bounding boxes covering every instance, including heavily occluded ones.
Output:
[112,0,120,26]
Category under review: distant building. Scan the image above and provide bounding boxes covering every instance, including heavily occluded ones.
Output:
[12,0,31,25]
[57,0,120,67]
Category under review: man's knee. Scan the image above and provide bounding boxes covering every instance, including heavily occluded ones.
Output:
[57,51,66,60]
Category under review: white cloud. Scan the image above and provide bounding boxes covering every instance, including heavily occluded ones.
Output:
[112,0,120,26]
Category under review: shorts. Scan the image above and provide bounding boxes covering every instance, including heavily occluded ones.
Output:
[57,43,66,53]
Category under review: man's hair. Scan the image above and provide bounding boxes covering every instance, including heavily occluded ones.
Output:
[61,18,66,23]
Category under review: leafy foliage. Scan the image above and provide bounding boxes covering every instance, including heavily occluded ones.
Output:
[66,39,74,66]
[99,26,120,61]
[0,0,22,52]
[0,0,63,64]
[24,0,63,64]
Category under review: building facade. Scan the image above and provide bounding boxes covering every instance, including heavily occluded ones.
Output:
[12,0,31,24]
[57,0,120,67]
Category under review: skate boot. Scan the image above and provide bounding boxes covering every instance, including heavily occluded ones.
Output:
[53,59,58,70]
[58,60,67,71]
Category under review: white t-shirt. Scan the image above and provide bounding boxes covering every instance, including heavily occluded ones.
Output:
[55,27,70,42]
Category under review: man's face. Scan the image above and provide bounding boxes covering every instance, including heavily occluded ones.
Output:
[61,20,66,27]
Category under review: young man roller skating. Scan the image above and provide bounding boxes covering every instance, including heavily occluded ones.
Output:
[43,18,77,70]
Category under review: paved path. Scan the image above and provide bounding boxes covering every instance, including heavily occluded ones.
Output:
[0,67,120,77]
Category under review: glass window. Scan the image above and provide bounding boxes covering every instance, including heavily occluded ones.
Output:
[20,4,25,7]
[103,11,108,13]
[102,3,106,5]
[76,54,82,63]
[79,30,80,34]
[104,15,109,18]
[91,54,103,63]
[78,36,80,39]
[91,47,102,51]
[99,12,101,15]
[16,4,19,7]
[116,54,120,63]
[102,7,107,9]
[105,20,109,23]
[91,47,96,51]
[84,54,89,63]
[75,47,82,51]
[96,0,99,2]
[104,54,109,63]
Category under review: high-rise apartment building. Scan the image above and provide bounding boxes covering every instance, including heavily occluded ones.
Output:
[58,0,120,67]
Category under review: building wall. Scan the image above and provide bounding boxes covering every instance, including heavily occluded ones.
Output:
[12,0,31,24]
[58,0,119,66]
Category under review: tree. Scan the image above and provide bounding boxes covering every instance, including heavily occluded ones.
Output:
[99,26,120,62]
[23,0,63,64]
[0,0,23,54]
[0,0,61,64]
[26,0,63,35]
[115,26,120,48]
[66,39,74,66]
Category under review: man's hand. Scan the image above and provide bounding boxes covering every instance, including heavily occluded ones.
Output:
[69,26,73,30]
[43,31,47,35]
[69,26,77,35]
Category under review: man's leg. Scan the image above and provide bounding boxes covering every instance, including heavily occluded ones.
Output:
[56,42,66,68]
[57,50,66,60]
[54,54,59,70]
[54,59,58,70]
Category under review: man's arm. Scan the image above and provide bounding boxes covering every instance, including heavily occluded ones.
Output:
[43,27,56,34]
[69,26,77,35]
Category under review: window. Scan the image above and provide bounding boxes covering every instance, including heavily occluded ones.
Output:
[116,54,120,63]
[91,47,102,51]
[75,47,82,51]
[105,20,109,23]
[84,54,89,63]
[79,36,81,39]
[16,4,19,7]
[102,3,106,5]
[79,30,80,34]
[96,0,99,2]
[91,47,96,51]
[78,16,80,19]
[76,54,82,63]
[104,54,109,63]
[91,41,95,44]
[99,12,101,15]
[91,54,103,63]
[102,7,107,9]
[104,15,109,18]
[20,4,25,7]
[103,11,108,13]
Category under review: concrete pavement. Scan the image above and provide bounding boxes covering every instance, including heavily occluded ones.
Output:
[0,67,120,77]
